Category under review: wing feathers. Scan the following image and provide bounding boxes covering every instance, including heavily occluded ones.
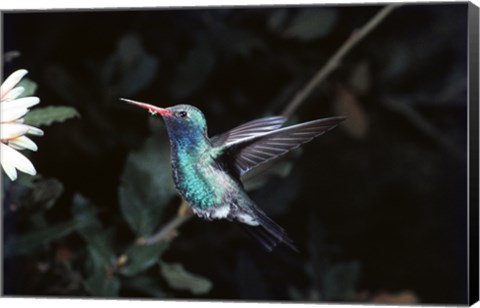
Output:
[211,116,287,146]
[230,116,345,176]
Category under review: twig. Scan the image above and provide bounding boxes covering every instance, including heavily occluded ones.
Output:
[383,99,464,159]
[142,200,194,245]
[282,4,401,117]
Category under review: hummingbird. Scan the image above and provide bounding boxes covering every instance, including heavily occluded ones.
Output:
[122,98,345,252]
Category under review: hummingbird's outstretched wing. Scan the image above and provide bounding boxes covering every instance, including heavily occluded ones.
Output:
[211,116,287,147]
[222,116,346,177]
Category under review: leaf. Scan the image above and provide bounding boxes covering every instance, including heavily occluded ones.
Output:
[102,34,159,98]
[250,167,301,216]
[5,176,63,213]
[120,242,168,276]
[242,157,295,191]
[72,194,118,297]
[214,25,267,58]
[17,78,38,97]
[284,8,338,41]
[118,134,177,237]
[288,286,321,301]
[4,220,78,257]
[267,9,288,32]
[170,42,215,99]
[348,61,371,95]
[84,271,121,298]
[235,252,269,299]
[73,194,116,266]
[29,177,64,209]
[334,85,368,139]
[288,286,305,301]
[72,194,101,229]
[160,262,213,295]
[24,106,80,127]
[322,261,361,301]
[121,274,166,298]
[44,65,91,105]
[242,148,301,215]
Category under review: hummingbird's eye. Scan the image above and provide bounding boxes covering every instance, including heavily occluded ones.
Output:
[176,111,188,118]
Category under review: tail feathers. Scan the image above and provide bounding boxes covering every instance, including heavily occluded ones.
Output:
[240,209,299,252]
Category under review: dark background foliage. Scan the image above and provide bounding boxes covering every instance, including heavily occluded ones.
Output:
[2,3,469,304]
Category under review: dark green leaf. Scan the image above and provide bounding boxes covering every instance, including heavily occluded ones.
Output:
[30,177,64,209]
[245,154,301,216]
[288,286,304,301]
[102,34,159,97]
[121,274,166,298]
[73,194,115,266]
[251,169,301,216]
[4,220,78,257]
[6,176,64,213]
[288,286,321,301]
[85,236,120,297]
[242,158,295,192]
[44,65,92,105]
[72,194,118,297]
[120,242,168,276]
[85,233,117,271]
[16,172,36,187]
[72,194,103,231]
[267,9,288,32]
[322,261,361,301]
[284,8,338,41]
[170,42,215,99]
[160,262,213,295]
[214,26,267,58]
[17,78,38,97]
[235,252,269,299]
[118,134,177,237]
[84,271,121,297]
[24,106,80,127]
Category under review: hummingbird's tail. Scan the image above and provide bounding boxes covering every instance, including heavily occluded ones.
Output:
[239,208,299,252]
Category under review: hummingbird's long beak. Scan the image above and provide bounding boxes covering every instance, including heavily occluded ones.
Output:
[121,98,172,116]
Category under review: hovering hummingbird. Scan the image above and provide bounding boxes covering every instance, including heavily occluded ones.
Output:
[122,98,345,252]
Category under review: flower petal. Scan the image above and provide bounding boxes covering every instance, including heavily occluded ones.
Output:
[2,97,40,110]
[8,136,38,151]
[0,106,29,122]
[0,144,18,181]
[26,125,44,136]
[1,69,28,100]
[2,87,25,101]
[0,123,30,139]
[0,142,36,176]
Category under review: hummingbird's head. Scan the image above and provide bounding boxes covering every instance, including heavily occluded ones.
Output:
[122,98,208,143]
[160,104,207,135]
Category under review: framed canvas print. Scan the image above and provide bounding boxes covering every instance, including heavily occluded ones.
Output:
[1,1,479,306]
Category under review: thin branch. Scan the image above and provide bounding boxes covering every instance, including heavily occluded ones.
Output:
[282,4,401,117]
[383,99,464,159]
[141,200,194,245]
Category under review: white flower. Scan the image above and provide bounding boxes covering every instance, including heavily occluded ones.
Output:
[1,69,44,181]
